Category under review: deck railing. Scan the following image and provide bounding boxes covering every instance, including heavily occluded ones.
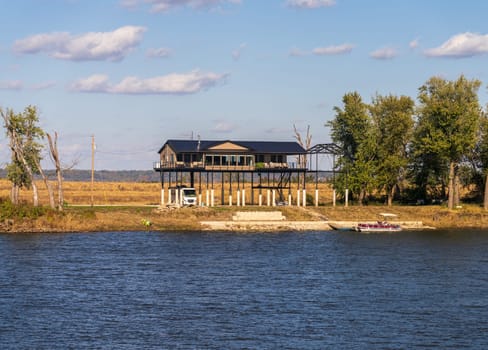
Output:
[154,161,303,170]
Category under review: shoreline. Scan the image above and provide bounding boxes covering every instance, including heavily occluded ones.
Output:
[1,205,488,233]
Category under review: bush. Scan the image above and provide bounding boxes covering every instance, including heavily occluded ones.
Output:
[0,198,47,220]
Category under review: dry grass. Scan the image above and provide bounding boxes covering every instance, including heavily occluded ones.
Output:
[0,179,161,206]
[0,179,335,206]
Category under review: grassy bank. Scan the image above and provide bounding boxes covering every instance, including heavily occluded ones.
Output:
[1,202,487,233]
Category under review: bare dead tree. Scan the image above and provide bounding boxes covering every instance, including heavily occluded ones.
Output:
[46,132,79,211]
[33,156,55,209]
[293,124,312,168]
[47,132,64,211]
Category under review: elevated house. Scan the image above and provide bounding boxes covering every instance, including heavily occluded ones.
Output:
[156,139,307,171]
[154,139,309,206]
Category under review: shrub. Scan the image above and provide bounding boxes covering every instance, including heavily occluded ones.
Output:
[0,198,47,220]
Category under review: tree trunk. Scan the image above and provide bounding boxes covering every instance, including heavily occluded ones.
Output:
[484,172,488,210]
[454,172,460,207]
[34,157,55,209]
[387,185,395,207]
[47,132,64,211]
[10,184,19,205]
[447,161,455,210]
[358,189,365,206]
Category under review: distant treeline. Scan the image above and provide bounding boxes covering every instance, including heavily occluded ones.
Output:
[0,169,160,183]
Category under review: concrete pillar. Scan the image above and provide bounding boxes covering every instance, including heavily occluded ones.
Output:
[198,193,202,206]
[175,188,179,205]
[167,189,172,204]
[237,190,241,206]
[345,189,349,207]
[259,193,262,206]
[267,190,271,206]
[229,195,233,206]
[242,189,246,207]
[315,189,319,207]
[210,189,215,207]
[332,189,336,207]
[206,190,209,207]
[272,190,276,206]
[288,193,292,206]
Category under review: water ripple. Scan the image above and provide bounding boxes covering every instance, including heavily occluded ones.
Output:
[1,230,488,349]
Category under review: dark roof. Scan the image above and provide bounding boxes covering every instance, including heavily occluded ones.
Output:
[158,139,306,154]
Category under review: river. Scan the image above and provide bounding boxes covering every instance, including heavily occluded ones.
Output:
[1,230,487,349]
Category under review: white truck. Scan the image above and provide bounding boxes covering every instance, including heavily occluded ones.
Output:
[170,186,197,206]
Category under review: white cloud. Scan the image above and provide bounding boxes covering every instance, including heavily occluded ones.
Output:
[312,43,354,55]
[70,70,228,95]
[121,0,241,13]
[370,47,397,60]
[231,43,246,61]
[409,38,419,49]
[286,0,335,9]
[13,26,146,62]
[424,32,488,58]
[0,80,23,90]
[70,74,111,92]
[146,47,172,58]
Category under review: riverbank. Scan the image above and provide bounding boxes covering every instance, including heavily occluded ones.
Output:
[1,204,487,233]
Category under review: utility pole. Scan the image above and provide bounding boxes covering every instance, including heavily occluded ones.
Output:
[91,135,95,207]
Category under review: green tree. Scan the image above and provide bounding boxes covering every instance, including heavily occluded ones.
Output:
[327,91,375,205]
[476,112,488,209]
[370,94,414,206]
[412,75,482,209]
[1,106,45,206]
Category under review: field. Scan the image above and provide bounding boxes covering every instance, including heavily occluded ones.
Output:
[0,179,336,207]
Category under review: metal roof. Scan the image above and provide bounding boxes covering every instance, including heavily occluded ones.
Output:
[158,139,307,154]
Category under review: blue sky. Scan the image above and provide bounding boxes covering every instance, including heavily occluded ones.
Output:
[1,0,488,170]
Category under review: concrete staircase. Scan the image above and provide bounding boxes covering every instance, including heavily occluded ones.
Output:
[232,211,286,221]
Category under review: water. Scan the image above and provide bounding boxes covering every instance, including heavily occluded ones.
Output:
[1,230,488,349]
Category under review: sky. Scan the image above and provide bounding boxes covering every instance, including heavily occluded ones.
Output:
[1,0,488,170]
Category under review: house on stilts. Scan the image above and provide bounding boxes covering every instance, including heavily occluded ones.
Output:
[154,139,340,207]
